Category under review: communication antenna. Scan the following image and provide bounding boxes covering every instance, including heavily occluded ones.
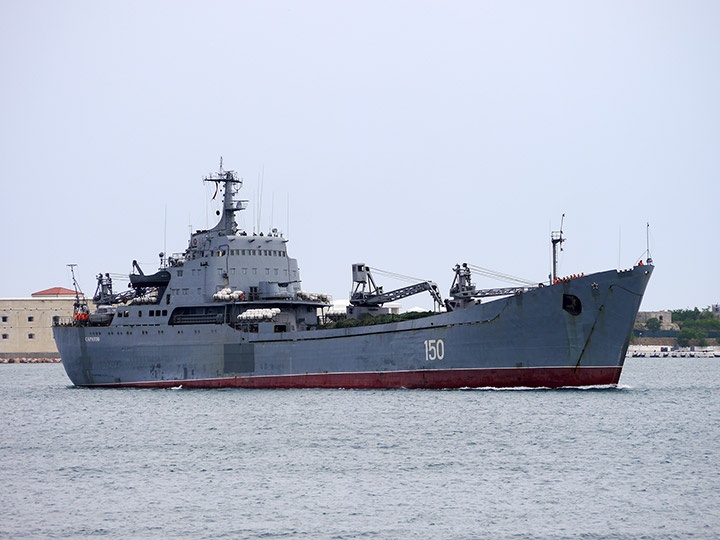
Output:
[163,204,167,264]
[550,213,566,282]
[256,167,265,233]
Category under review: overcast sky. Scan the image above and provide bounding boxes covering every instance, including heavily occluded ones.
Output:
[1,1,718,311]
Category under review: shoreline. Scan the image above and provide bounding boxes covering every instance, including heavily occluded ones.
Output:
[627,344,720,358]
[1,358,62,364]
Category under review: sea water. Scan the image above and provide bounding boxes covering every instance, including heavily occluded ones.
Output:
[1,359,719,540]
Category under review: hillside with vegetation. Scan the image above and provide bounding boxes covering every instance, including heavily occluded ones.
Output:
[671,308,720,347]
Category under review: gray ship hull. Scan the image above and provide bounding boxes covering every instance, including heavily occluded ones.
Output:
[54,265,652,389]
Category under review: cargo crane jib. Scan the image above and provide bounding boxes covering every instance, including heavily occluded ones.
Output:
[347,264,443,319]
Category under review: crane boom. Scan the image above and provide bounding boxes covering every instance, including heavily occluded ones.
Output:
[350,280,443,307]
[348,263,443,308]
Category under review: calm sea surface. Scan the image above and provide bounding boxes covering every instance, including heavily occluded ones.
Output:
[2,359,719,540]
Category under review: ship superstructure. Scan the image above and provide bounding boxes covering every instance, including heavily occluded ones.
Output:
[88,164,329,334]
[53,163,653,389]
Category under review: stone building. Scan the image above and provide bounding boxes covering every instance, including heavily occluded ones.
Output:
[635,310,677,331]
[0,287,78,361]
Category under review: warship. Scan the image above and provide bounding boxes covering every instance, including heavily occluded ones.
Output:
[53,163,653,389]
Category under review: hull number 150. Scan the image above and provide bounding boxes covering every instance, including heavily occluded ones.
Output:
[423,339,445,361]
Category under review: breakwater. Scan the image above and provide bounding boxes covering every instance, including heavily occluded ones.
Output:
[1,357,61,364]
[627,344,720,358]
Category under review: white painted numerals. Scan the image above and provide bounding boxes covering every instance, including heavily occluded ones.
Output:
[423,339,444,361]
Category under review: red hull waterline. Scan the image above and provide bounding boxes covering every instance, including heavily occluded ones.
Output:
[87,366,623,389]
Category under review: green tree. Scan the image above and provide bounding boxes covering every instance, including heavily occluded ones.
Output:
[684,317,720,331]
[677,328,693,347]
[677,327,708,348]
[645,317,661,332]
[673,307,714,326]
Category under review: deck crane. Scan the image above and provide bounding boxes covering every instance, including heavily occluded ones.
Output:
[347,264,444,319]
[445,263,541,311]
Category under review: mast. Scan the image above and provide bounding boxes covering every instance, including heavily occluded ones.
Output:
[67,264,88,318]
[551,214,565,282]
[203,158,248,235]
